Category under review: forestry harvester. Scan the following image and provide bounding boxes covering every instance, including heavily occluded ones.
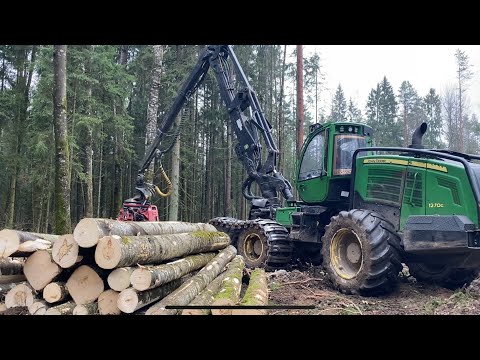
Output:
[119,45,480,295]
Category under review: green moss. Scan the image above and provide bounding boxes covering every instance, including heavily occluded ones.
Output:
[191,231,227,240]
[213,256,245,302]
[121,236,132,245]
[240,268,267,306]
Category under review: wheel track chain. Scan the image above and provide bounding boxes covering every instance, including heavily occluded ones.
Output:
[209,217,292,270]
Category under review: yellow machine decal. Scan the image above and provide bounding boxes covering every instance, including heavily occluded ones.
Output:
[363,158,448,173]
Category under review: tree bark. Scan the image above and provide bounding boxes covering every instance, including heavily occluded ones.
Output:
[73,218,216,248]
[23,250,62,290]
[296,45,304,158]
[4,283,35,308]
[145,245,237,315]
[52,234,78,268]
[98,289,121,315]
[182,270,228,315]
[0,230,59,258]
[43,282,69,303]
[130,253,216,291]
[53,45,72,234]
[168,114,181,221]
[0,275,26,284]
[117,278,183,314]
[45,300,76,315]
[145,45,164,183]
[225,121,232,217]
[73,302,99,315]
[95,231,229,269]
[65,265,104,305]
[233,268,268,315]
[211,255,245,315]
[28,300,49,315]
[0,258,24,275]
[107,267,136,292]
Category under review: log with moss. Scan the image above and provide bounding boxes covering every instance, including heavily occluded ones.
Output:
[181,270,229,315]
[23,250,62,290]
[107,267,136,292]
[0,258,24,275]
[117,278,183,314]
[52,234,78,268]
[98,289,121,315]
[28,300,49,315]
[4,283,35,308]
[43,282,69,303]
[95,231,230,269]
[66,265,104,305]
[73,302,99,315]
[45,301,76,315]
[211,255,245,315]
[232,268,268,315]
[130,253,216,291]
[0,230,59,258]
[74,218,217,248]
[145,245,237,315]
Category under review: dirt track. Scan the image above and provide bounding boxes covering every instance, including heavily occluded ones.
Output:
[267,265,480,315]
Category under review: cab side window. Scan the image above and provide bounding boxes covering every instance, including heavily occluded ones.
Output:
[299,131,325,181]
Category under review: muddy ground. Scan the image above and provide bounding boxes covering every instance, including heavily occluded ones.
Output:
[266,265,480,315]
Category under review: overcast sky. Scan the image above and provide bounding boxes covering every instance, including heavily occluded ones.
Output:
[303,45,480,116]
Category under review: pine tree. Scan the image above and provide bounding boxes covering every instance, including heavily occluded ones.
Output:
[347,97,362,123]
[398,81,424,146]
[423,88,443,148]
[330,84,347,122]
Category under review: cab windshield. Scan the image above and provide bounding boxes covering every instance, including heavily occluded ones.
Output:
[333,135,366,176]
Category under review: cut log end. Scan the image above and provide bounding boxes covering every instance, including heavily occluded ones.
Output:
[5,283,35,308]
[95,235,122,269]
[66,265,104,305]
[107,267,134,291]
[43,282,69,303]
[52,234,78,268]
[98,289,121,315]
[130,268,153,291]
[23,250,61,291]
[0,230,21,258]
[211,298,235,316]
[117,288,139,314]
[73,218,103,248]
[0,303,6,312]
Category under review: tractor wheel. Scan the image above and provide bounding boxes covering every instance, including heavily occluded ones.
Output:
[407,263,477,289]
[237,228,269,268]
[321,209,403,296]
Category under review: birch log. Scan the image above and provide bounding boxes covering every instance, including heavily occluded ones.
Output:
[0,230,59,258]
[107,267,135,291]
[95,231,229,269]
[66,265,104,305]
[233,268,268,315]
[74,218,216,248]
[45,301,76,315]
[52,234,78,268]
[117,278,183,314]
[4,283,35,308]
[146,245,237,315]
[130,253,216,291]
[182,270,229,315]
[98,289,121,315]
[43,282,69,303]
[211,255,245,315]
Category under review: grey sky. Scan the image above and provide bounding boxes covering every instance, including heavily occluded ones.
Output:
[304,45,480,116]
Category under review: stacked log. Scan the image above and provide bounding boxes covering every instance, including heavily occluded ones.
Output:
[0,218,270,316]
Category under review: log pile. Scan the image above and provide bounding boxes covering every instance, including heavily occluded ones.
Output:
[0,219,270,315]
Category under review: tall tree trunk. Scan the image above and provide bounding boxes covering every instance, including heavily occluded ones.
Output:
[145,45,164,183]
[224,121,232,217]
[296,45,304,158]
[278,45,287,171]
[85,46,95,218]
[53,45,72,234]
[168,113,181,221]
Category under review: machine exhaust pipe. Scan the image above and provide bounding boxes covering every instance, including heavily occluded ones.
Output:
[409,122,428,149]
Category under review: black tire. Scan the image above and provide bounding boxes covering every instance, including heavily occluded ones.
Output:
[237,228,270,268]
[407,263,476,289]
[321,209,403,296]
